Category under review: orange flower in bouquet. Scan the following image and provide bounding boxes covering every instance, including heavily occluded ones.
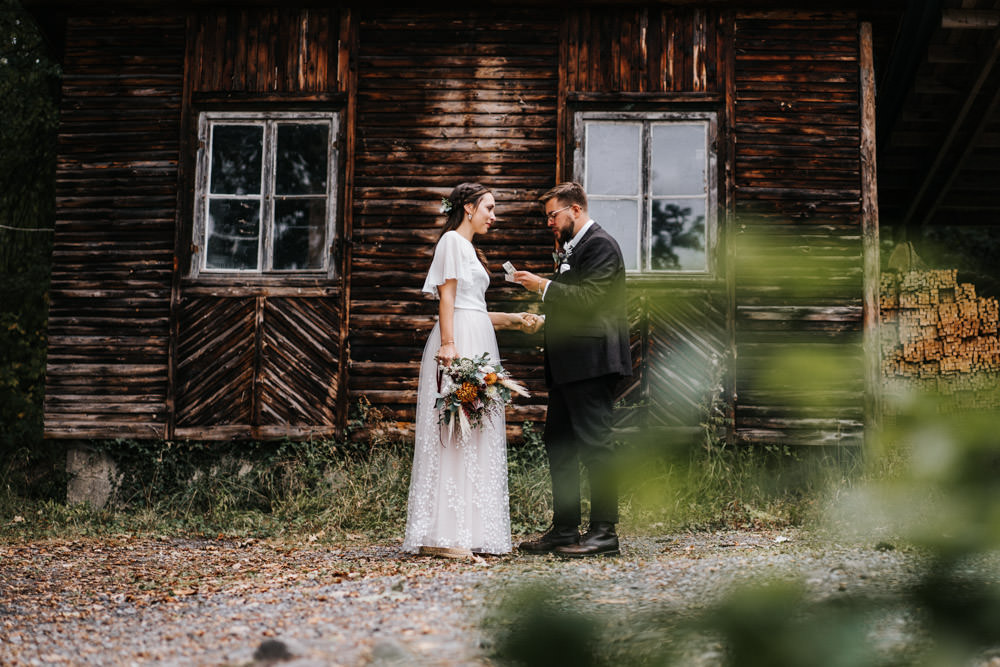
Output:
[435,353,529,442]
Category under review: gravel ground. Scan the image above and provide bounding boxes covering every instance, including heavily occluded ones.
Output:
[0,528,972,666]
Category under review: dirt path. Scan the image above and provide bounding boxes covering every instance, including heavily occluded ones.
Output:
[0,529,924,665]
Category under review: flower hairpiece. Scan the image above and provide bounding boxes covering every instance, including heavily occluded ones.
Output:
[439,197,453,214]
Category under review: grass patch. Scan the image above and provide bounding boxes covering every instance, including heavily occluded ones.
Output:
[618,437,863,534]
[0,404,871,543]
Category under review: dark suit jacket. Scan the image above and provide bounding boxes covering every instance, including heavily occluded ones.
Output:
[542,222,632,386]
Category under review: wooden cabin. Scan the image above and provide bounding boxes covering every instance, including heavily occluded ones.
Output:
[26,2,914,448]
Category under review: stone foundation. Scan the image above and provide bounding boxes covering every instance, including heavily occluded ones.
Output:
[65,445,117,508]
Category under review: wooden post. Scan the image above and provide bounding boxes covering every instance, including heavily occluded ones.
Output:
[334,8,357,431]
[722,10,737,445]
[167,12,202,441]
[556,13,569,182]
[859,22,883,445]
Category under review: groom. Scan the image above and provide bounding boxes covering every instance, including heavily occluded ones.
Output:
[513,182,631,557]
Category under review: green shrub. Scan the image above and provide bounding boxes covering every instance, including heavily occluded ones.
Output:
[0,0,61,498]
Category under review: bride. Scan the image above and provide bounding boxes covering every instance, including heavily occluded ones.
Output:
[402,182,538,557]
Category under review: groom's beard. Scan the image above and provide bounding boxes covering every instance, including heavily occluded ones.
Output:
[558,227,574,246]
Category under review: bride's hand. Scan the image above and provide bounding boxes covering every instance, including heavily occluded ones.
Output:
[510,313,532,332]
[521,313,545,334]
[515,312,543,333]
[436,341,457,365]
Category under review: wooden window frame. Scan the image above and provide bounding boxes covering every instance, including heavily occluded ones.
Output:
[190,110,340,280]
[573,110,719,278]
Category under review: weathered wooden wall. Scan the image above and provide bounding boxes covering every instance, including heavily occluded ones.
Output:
[732,10,866,445]
[45,14,184,439]
[43,5,873,447]
[189,8,347,95]
[563,6,722,94]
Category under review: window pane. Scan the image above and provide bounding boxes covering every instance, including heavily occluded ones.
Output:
[651,123,707,196]
[273,199,327,270]
[586,122,640,196]
[210,125,263,195]
[589,198,639,271]
[651,198,707,271]
[276,124,330,195]
[206,199,260,270]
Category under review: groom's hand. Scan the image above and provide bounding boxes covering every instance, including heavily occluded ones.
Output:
[520,312,544,334]
[513,270,548,296]
[513,312,542,334]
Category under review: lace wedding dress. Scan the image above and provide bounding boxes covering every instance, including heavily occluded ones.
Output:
[401,230,512,555]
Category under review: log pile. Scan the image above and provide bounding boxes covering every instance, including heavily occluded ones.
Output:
[880,269,1000,409]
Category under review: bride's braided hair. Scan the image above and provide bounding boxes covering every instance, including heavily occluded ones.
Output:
[437,182,491,271]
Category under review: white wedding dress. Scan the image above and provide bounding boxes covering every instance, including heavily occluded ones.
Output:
[402,230,512,555]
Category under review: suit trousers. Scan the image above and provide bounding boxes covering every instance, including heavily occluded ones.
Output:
[543,373,620,527]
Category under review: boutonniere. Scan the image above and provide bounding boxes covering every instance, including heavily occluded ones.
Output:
[552,245,573,266]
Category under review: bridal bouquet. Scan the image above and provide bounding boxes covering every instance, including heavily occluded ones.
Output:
[436,353,529,441]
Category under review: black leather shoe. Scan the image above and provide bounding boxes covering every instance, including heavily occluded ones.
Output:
[518,525,580,553]
[553,522,619,557]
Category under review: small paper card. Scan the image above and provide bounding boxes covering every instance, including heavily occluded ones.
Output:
[502,261,517,282]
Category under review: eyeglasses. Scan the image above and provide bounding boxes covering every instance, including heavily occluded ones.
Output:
[545,205,572,221]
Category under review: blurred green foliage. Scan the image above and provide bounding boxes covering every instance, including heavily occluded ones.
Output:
[488,226,1000,666]
[0,0,61,496]
[489,370,1000,667]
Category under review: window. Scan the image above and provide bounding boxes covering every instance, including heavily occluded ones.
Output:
[574,111,717,274]
[192,112,339,276]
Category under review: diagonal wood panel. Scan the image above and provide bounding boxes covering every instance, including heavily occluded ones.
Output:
[613,292,648,431]
[644,291,728,428]
[617,289,729,433]
[259,297,340,426]
[175,296,255,426]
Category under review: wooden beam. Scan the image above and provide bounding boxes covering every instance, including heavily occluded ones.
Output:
[167,12,201,441]
[927,44,978,65]
[334,8,357,432]
[941,9,1000,30]
[556,13,568,181]
[722,9,737,446]
[859,22,882,445]
[903,24,1000,228]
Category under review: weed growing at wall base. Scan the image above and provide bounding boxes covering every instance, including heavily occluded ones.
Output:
[0,427,841,543]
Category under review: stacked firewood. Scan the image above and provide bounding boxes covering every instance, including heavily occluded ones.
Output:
[880,269,1000,408]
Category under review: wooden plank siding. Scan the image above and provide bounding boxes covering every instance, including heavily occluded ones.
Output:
[188,8,346,96]
[348,10,560,432]
[732,10,866,445]
[44,14,185,439]
[563,7,721,94]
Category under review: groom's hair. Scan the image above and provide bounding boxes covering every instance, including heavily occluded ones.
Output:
[540,182,587,211]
